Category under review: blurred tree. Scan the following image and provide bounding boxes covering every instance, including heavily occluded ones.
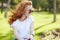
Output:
[4,0,11,18]
[1,0,4,14]
[0,0,60,13]
[47,0,58,12]
[53,0,57,22]
[57,0,60,12]
[40,0,48,11]
[31,0,59,12]
[31,0,48,11]
[4,0,21,18]
[10,0,17,9]
[47,0,54,12]
[31,0,40,11]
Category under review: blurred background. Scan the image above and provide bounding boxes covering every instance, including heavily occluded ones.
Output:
[0,0,60,40]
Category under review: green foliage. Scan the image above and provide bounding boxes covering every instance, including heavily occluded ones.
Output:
[31,0,40,11]
[0,0,60,12]
[32,0,40,8]
[39,0,48,11]
[31,0,60,12]
[47,0,54,12]
[10,0,21,5]
[0,0,7,3]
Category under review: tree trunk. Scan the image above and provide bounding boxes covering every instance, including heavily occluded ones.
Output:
[1,0,4,14]
[53,0,56,22]
[4,0,11,18]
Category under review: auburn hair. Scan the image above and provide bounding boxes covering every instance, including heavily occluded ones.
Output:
[8,1,32,25]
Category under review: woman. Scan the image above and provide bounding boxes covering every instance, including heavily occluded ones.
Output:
[8,1,34,40]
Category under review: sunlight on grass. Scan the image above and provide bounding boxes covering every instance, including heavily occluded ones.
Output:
[31,12,60,40]
[0,11,60,40]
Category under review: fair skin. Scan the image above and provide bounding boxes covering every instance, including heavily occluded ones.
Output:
[19,5,32,21]
[12,5,34,40]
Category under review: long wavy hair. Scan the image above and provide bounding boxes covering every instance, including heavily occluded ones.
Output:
[8,1,32,25]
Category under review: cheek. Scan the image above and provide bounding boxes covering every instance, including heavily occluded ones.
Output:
[25,12,30,16]
[25,13,30,15]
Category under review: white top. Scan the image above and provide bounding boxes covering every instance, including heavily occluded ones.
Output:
[11,15,34,38]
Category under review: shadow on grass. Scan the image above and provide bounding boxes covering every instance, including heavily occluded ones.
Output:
[35,21,54,31]
[0,30,14,40]
[35,21,54,36]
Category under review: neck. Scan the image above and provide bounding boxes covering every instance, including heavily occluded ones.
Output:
[19,15,27,21]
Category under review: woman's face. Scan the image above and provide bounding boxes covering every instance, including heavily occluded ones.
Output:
[24,5,32,17]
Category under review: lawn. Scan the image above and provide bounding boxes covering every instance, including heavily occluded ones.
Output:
[0,11,60,40]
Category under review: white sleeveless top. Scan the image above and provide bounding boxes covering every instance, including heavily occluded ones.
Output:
[11,15,34,38]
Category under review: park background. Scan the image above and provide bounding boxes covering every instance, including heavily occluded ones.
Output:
[0,0,60,40]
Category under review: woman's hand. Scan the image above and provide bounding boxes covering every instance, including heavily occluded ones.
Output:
[27,35,34,40]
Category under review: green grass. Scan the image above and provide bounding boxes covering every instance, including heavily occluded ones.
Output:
[0,11,60,40]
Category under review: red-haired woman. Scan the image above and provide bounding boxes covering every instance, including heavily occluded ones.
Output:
[8,1,34,40]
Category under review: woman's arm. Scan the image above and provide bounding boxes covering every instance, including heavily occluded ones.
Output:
[30,21,34,36]
[12,26,22,40]
[29,21,34,40]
